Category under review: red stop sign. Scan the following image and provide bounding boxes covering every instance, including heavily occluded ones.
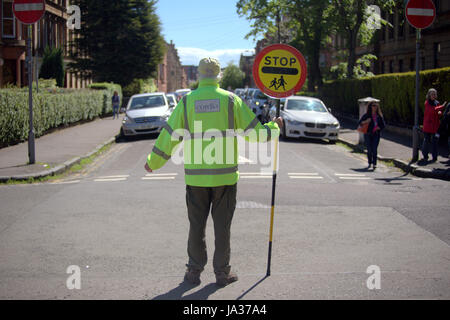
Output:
[405,0,436,29]
[13,0,45,25]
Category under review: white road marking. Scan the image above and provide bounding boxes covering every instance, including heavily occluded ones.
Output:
[238,155,255,164]
[240,176,272,179]
[94,178,127,182]
[240,172,272,176]
[97,175,130,179]
[338,177,372,180]
[50,180,81,185]
[289,176,324,179]
[141,177,176,180]
[144,173,178,177]
[335,173,367,177]
[288,173,320,176]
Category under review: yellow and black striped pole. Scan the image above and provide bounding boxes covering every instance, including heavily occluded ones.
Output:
[266,100,280,277]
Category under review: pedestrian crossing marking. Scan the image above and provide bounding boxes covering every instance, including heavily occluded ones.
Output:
[288,172,323,179]
[141,177,176,180]
[94,178,128,182]
[335,173,371,180]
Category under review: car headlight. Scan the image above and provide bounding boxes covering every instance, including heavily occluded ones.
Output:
[286,119,303,125]
[255,101,260,106]
[328,122,340,128]
[160,114,169,121]
[122,116,134,124]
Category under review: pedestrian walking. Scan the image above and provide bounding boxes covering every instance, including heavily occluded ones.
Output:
[112,91,120,119]
[421,88,446,162]
[144,57,283,287]
[358,101,385,170]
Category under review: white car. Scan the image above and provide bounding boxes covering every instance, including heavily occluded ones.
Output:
[248,89,269,121]
[165,93,177,112]
[121,92,171,137]
[269,96,340,142]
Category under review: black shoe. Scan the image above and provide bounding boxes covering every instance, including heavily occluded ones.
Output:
[431,157,437,162]
[373,165,377,170]
[215,271,238,287]
[184,268,201,285]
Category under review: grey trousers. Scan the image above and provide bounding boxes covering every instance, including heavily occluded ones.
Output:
[185,184,237,274]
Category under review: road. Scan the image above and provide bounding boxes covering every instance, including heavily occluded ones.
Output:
[1,135,449,299]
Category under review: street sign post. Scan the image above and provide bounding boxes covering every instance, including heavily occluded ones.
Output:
[13,0,45,165]
[405,0,436,162]
[253,44,307,276]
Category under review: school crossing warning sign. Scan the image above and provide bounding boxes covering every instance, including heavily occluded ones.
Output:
[253,44,307,99]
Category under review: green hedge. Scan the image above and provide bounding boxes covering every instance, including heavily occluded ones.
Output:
[318,67,450,126]
[0,82,122,147]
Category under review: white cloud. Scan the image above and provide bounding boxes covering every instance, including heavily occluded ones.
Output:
[178,48,255,67]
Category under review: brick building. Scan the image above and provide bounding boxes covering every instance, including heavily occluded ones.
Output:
[322,0,450,75]
[156,40,187,93]
[183,65,198,87]
[0,0,89,88]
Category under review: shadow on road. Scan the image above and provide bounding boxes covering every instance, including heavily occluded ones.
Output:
[236,276,268,300]
[152,281,220,300]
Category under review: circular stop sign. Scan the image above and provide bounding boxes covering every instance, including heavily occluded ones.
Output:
[405,0,436,30]
[13,0,45,25]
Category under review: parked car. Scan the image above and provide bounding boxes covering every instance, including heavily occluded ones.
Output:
[243,88,257,105]
[121,92,171,137]
[248,89,270,121]
[174,88,191,101]
[165,93,177,110]
[269,96,340,142]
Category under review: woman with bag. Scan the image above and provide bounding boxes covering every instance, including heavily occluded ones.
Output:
[358,101,385,170]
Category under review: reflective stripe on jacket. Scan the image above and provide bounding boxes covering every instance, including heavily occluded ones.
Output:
[147,79,280,187]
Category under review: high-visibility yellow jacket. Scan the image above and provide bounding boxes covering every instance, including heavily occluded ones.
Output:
[147,78,280,187]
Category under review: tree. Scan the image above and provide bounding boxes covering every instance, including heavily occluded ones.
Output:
[289,0,333,90]
[70,0,165,87]
[39,46,65,87]
[330,0,396,78]
[220,63,245,90]
[237,0,332,91]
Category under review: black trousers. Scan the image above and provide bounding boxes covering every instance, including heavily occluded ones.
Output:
[364,133,381,166]
[185,184,237,274]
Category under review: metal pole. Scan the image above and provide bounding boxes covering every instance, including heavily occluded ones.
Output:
[267,12,282,277]
[412,28,421,162]
[27,25,35,164]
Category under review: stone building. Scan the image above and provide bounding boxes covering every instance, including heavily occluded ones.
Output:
[0,0,89,88]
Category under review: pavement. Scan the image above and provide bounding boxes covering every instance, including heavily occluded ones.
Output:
[0,114,449,182]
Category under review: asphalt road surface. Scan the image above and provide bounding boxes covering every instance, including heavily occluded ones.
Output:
[1,135,449,299]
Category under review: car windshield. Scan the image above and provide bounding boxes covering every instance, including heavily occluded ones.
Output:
[254,90,267,100]
[129,95,165,110]
[286,100,327,113]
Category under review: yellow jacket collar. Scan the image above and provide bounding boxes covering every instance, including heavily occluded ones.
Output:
[198,79,219,88]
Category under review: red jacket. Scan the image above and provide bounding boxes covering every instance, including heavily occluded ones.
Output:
[423,100,444,134]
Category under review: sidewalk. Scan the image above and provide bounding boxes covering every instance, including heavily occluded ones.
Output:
[337,117,450,181]
[0,115,123,182]
[0,115,449,182]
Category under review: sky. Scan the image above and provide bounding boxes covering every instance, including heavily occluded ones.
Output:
[155,0,257,67]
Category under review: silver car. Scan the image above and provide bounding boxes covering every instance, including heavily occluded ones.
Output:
[121,93,171,137]
[269,96,340,142]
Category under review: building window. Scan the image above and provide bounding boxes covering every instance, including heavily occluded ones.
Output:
[389,60,394,73]
[397,14,404,39]
[388,13,394,40]
[399,59,403,73]
[434,42,440,69]
[421,57,425,70]
[2,0,15,38]
[410,58,415,71]
[381,61,385,74]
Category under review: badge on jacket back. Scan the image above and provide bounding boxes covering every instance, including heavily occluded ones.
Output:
[195,100,220,113]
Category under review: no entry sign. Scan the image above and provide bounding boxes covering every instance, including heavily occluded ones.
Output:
[405,0,436,29]
[253,44,307,99]
[13,0,45,25]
